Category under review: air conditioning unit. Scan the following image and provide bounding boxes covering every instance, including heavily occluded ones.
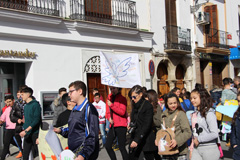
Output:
[196,12,210,25]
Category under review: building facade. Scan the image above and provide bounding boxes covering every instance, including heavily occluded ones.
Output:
[0,0,154,147]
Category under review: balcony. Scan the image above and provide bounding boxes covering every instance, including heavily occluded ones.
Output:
[0,0,59,16]
[196,28,230,55]
[163,25,191,54]
[70,0,137,28]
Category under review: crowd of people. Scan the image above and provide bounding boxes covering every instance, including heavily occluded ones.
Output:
[0,76,240,160]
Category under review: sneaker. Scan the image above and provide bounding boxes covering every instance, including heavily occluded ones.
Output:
[113,145,119,151]
[5,153,10,158]
[16,151,22,158]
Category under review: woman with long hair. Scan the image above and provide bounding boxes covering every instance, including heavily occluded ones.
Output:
[230,92,240,160]
[158,93,191,160]
[128,85,158,160]
[190,88,220,160]
[145,89,162,160]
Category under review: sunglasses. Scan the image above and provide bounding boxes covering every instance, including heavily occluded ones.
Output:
[110,87,116,90]
[130,95,138,99]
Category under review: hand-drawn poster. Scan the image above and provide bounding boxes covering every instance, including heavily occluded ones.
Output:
[100,51,141,88]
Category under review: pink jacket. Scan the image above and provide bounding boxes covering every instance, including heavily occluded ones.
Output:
[1,107,16,129]
[106,93,128,127]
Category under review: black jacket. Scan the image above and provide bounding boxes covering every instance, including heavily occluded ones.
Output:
[130,98,157,151]
[10,99,25,133]
[231,113,240,160]
[61,101,99,160]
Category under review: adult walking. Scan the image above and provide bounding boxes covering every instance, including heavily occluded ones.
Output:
[230,92,240,160]
[105,87,128,160]
[128,85,157,160]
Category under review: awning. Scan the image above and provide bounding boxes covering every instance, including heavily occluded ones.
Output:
[230,46,240,60]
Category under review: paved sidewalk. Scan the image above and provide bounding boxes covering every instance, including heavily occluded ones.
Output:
[1,141,234,160]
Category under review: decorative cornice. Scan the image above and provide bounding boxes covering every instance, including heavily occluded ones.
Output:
[73,20,139,35]
[0,8,62,25]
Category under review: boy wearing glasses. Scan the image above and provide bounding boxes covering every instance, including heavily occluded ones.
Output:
[54,81,99,160]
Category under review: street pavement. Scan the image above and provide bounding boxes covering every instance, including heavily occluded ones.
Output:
[2,141,234,160]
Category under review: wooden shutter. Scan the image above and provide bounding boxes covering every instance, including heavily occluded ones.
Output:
[165,0,177,46]
[85,0,112,21]
[205,5,219,46]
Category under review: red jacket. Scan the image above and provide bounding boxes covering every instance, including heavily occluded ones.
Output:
[106,93,127,127]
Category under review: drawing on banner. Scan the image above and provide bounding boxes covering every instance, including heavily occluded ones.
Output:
[100,51,141,88]
[102,57,132,86]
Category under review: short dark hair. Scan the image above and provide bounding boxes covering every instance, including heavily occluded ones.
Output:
[21,87,33,97]
[93,88,98,92]
[18,85,28,93]
[195,83,204,90]
[94,93,100,97]
[223,77,231,86]
[171,87,180,93]
[69,81,87,97]
[61,93,70,108]
[4,95,14,101]
[183,92,191,99]
[58,87,67,94]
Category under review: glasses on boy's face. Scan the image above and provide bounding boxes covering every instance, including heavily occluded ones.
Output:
[69,89,76,95]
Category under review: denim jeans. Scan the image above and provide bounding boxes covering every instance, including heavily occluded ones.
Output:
[99,123,106,145]
[106,119,110,133]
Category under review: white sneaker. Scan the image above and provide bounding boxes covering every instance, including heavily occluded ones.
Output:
[5,153,10,158]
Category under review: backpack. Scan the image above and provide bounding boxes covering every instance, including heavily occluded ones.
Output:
[155,111,179,155]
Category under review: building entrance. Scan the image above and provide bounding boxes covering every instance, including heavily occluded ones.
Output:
[0,62,25,148]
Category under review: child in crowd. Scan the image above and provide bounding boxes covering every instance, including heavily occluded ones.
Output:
[230,92,240,160]
[190,88,220,160]
[93,93,106,147]
[55,93,76,127]
[0,95,22,159]
[158,95,166,111]
[158,93,191,160]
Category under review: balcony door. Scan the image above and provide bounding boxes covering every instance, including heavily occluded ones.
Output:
[204,5,219,46]
[84,0,112,23]
[165,0,177,46]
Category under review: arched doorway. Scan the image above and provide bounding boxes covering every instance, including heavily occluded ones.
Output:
[175,64,185,89]
[157,63,169,96]
[85,56,108,103]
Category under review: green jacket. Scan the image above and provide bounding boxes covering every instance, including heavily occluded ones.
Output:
[23,99,41,135]
[161,109,192,155]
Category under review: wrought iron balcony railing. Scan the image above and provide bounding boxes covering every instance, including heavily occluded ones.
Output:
[70,0,137,28]
[205,27,230,49]
[163,25,191,52]
[0,0,59,16]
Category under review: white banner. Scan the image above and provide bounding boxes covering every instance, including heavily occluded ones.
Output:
[100,51,141,88]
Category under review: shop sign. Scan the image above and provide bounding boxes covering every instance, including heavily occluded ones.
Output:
[200,53,228,61]
[0,49,36,58]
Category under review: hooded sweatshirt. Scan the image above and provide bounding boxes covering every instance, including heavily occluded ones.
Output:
[194,108,219,146]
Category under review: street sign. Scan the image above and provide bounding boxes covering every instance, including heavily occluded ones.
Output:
[148,60,155,76]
